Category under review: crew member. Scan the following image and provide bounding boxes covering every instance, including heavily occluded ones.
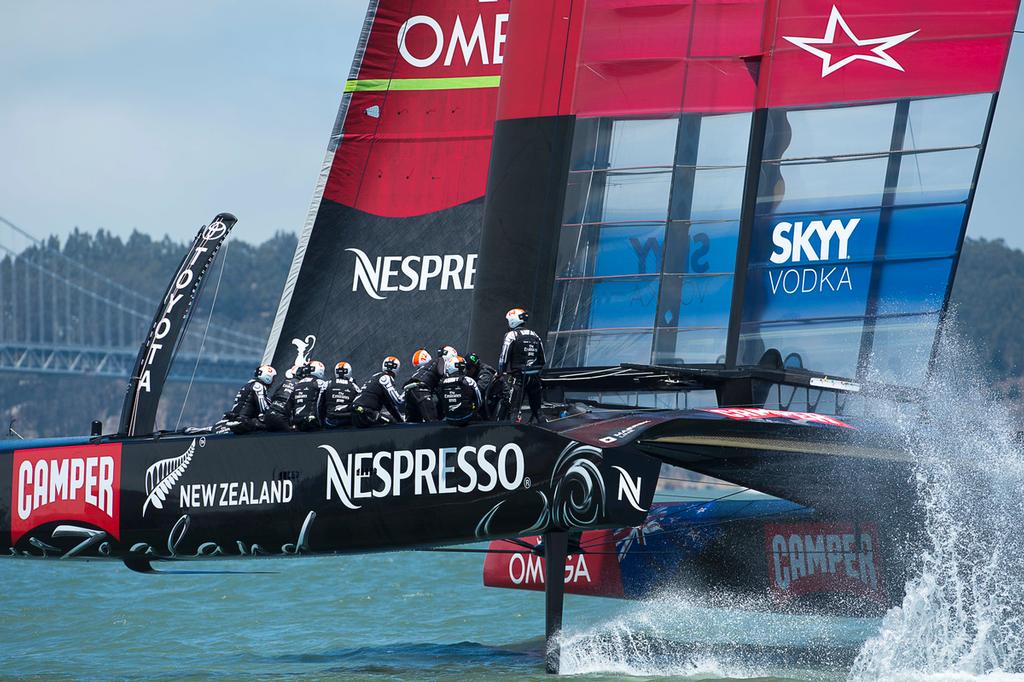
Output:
[289,361,325,431]
[323,361,359,429]
[437,355,482,426]
[403,348,442,422]
[222,365,274,434]
[353,356,405,428]
[496,308,546,424]
[261,366,297,431]
[464,353,498,419]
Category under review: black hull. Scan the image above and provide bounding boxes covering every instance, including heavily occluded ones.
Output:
[2,422,660,563]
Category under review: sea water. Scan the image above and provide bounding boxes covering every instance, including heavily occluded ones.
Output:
[2,330,1023,680]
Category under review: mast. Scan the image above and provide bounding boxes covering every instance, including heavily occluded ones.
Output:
[118,213,236,436]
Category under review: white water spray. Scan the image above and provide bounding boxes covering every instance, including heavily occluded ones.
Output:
[556,324,1024,679]
[849,328,1024,679]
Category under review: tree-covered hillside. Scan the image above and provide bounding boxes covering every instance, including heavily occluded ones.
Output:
[0,232,1021,437]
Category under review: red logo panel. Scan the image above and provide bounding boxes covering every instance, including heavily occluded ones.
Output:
[11,443,122,544]
[483,531,625,597]
[765,522,885,603]
[703,408,853,429]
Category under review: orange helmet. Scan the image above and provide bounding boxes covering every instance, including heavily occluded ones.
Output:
[334,361,352,379]
[382,356,401,373]
[412,348,432,367]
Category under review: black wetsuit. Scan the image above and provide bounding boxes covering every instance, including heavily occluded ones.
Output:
[223,379,269,434]
[466,361,498,419]
[322,377,359,428]
[261,377,296,431]
[289,377,323,431]
[496,328,546,423]
[403,358,443,422]
[353,371,405,428]
[436,374,482,425]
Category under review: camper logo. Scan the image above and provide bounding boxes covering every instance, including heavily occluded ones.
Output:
[11,443,122,543]
[766,522,885,603]
[346,248,477,300]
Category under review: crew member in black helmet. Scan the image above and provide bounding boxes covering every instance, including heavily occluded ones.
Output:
[260,366,297,431]
[353,356,406,428]
[221,365,275,434]
[464,352,498,419]
[289,361,326,431]
[496,307,546,423]
[437,355,482,425]
[322,361,359,429]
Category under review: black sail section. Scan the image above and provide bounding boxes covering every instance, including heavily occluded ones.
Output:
[270,200,484,372]
[264,0,509,379]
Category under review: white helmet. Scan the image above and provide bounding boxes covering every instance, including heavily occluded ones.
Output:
[506,308,528,330]
[412,349,432,367]
[255,365,277,386]
[382,355,401,373]
[444,354,466,376]
[308,360,326,380]
[335,361,352,379]
[440,345,458,359]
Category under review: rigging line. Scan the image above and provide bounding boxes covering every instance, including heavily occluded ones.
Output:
[174,240,231,432]
[575,503,815,554]
[576,488,754,551]
[418,548,537,555]
[420,546,696,556]
[305,0,410,353]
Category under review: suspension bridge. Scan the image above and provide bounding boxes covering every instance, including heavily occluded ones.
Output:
[0,216,263,385]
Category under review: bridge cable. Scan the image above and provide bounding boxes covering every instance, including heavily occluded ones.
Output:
[0,215,261,345]
[174,240,231,431]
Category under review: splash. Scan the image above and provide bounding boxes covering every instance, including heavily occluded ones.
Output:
[849,326,1024,680]
[557,590,870,679]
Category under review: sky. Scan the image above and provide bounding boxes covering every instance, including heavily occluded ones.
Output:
[0,2,1022,248]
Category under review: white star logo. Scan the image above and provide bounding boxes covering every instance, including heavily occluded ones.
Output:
[783,5,919,78]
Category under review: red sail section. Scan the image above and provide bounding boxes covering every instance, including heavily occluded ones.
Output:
[560,0,1019,117]
[322,0,508,218]
[764,0,1018,107]
[494,0,584,120]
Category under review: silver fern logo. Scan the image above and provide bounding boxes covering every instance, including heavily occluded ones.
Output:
[142,438,200,516]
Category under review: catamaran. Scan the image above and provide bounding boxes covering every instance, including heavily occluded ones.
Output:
[2,0,1020,673]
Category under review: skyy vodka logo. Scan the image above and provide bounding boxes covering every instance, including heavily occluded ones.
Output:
[768,218,859,295]
[347,248,477,300]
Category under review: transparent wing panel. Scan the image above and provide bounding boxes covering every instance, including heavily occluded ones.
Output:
[740,93,993,386]
[548,112,752,368]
